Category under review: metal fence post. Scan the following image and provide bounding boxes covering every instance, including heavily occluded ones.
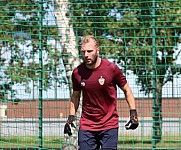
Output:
[38,0,43,149]
[151,0,157,149]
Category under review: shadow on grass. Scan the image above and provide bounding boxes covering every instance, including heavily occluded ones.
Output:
[118,139,151,144]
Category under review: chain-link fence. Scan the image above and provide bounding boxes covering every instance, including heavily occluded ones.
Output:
[0,0,180,149]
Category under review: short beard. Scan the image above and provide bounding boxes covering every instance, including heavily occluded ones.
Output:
[85,55,98,67]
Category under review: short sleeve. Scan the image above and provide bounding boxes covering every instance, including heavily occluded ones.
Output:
[113,65,127,88]
[72,69,81,91]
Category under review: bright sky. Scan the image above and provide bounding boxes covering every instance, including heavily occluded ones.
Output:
[0,37,180,100]
[2,6,181,100]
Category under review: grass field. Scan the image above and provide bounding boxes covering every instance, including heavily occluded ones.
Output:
[0,136,180,149]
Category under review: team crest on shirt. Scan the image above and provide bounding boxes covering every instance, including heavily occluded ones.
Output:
[98,76,105,85]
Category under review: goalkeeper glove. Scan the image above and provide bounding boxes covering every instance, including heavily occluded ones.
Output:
[64,115,76,136]
[125,109,139,130]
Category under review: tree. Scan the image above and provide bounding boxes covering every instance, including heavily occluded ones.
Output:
[0,0,80,149]
[68,0,181,146]
[54,0,81,149]
[0,0,62,102]
[54,0,80,93]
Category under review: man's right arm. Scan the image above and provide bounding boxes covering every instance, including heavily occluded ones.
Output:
[64,90,81,136]
[69,90,81,116]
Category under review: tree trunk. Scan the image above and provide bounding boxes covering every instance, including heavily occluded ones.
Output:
[54,0,80,92]
[54,1,81,149]
[152,81,163,144]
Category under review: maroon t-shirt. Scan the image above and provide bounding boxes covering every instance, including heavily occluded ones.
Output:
[72,59,127,131]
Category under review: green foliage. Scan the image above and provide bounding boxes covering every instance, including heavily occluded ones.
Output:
[69,0,181,94]
[0,0,60,101]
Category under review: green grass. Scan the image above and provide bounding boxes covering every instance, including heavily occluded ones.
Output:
[118,136,181,149]
[0,136,62,148]
[0,136,180,149]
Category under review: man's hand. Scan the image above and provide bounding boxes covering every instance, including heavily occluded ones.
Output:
[64,115,76,136]
[125,109,139,130]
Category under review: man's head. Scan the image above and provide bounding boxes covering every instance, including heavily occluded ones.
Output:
[81,35,100,69]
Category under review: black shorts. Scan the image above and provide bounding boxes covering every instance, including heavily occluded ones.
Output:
[78,128,118,150]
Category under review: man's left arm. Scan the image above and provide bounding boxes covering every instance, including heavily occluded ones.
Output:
[121,83,135,109]
[121,83,139,130]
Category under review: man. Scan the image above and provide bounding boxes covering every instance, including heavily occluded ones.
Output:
[64,35,139,150]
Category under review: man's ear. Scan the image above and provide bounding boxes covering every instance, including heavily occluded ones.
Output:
[97,48,100,54]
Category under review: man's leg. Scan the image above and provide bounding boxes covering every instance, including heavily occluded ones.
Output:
[99,128,118,150]
[78,130,100,150]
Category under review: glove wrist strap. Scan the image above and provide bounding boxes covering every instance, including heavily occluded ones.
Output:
[130,109,137,117]
[68,115,75,123]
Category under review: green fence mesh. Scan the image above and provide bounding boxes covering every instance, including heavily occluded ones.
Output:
[0,0,180,149]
